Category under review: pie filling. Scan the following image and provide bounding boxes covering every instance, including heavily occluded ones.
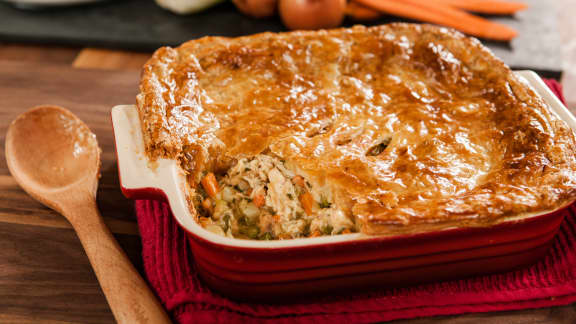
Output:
[195,154,356,239]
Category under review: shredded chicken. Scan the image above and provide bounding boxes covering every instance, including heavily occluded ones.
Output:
[197,155,355,240]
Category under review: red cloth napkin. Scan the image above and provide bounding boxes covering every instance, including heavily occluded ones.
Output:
[135,80,576,323]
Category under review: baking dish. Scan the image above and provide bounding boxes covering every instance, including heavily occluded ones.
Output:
[112,71,576,300]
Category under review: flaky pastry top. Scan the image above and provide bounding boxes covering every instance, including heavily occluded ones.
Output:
[137,24,576,235]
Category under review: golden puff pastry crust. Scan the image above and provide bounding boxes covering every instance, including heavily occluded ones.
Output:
[137,23,576,236]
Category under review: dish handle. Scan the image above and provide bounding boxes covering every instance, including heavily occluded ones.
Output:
[111,105,182,202]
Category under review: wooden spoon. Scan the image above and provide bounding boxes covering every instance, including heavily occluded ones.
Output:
[5,105,171,324]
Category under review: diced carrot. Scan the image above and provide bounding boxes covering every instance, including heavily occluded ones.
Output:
[292,175,306,187]
[198,217,211,227]
[201,172,220,198]
[253,194,266,207]
[273,214,280,222]
[310,230,322,238]
[187,174,197,188]
[299,192,315,215]
[428,0,527,15]
[202,198,213,213]
[356,0,517,41]
[342,228,352,234]
[346,1,382,21]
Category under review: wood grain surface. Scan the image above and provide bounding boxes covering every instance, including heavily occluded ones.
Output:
[73,48,150,71]
[4,103,170,323]
[0,222,142,323]
[0,42,78,65]
[0,61,144,323]
[0,61,139,235]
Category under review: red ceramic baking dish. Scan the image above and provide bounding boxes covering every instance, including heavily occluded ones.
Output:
[112,71,576,301]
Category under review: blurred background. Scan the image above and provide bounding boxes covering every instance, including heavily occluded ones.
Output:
[0,0,573,108]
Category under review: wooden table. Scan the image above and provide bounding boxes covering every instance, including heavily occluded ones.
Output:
[1,3,576,321]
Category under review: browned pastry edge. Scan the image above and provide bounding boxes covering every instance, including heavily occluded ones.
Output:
[137,23,576,236]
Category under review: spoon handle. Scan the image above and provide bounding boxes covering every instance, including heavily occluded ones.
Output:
[65,200,172,324]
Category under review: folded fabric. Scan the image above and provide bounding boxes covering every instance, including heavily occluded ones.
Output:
[135,79,576,323]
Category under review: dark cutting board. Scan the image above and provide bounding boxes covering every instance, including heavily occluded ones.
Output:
[0,0,563,78]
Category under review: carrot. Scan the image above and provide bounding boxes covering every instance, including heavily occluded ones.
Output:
[428,0,527,15]
[310,230,322,238]
[346,1,382,21]
[279,233,292,240]
[292,175,306,187]
[341,228,352,234]
[253,194,266,207]
[355,0,517,41]
[201,172,220,198]
[299,192,315,215]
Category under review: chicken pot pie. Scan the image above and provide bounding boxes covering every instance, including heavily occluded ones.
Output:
[136,23,576,240]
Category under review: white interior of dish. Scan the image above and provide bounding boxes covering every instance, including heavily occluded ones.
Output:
[111,71,576,248]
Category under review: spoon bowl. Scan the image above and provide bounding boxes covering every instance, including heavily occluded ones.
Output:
[5,105,171,324]
[6,106,99,197]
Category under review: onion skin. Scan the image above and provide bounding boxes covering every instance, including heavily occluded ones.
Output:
[233,0,278,18]
[279,0,346,30]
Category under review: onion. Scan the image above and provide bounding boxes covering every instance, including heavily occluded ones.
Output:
[156,0,224,14]
[233,0,277,18]
[213,200,228,219]
[279,0,346,30]
[221,186,234,202]
[243,202,260,219]
[206,224,225,236]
